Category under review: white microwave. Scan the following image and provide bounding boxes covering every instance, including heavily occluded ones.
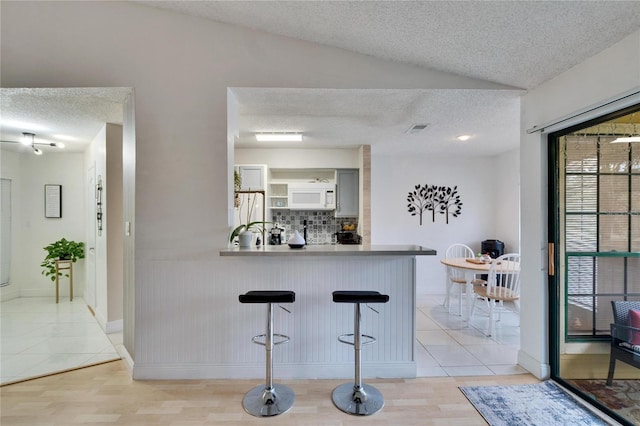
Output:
[288,183,336,210]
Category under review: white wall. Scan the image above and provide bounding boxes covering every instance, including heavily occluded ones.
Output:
[520,30,640,378]
[0,1,520,378]
[0,149,21,301]
[0,149,86,298]
[493,148,520,254]
[372,153,520,296]
[106,124,124,327]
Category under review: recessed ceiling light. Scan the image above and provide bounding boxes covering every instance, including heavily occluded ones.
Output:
[256,133,303,142]
[456,135,471,141]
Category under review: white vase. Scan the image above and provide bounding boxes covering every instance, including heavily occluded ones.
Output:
[238,230,253,248]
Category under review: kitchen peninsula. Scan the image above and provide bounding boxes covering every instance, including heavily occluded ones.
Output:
[219,244,436,379]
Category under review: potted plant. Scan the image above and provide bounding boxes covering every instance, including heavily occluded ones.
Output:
[41,238,85,282]
[230,190,269,247]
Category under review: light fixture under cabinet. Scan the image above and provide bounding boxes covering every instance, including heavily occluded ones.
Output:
[255,133,303,142]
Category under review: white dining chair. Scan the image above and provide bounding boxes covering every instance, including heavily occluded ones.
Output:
[443,243,475,315]
[471,253,521,337]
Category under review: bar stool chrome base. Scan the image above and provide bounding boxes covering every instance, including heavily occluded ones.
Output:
[331,290,389,417]
[243,383,295,417]
[332,382,384,416]
[239,290,296,418]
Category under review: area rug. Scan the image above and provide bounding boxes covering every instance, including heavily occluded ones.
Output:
[566,379,640,425]
[459,381,608,425]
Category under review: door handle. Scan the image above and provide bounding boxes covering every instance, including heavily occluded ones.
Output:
[548,243,555,276]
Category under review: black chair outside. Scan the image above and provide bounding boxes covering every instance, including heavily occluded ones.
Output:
[607,300,640,386]
[238,290,295,417]
[331,290,389,416]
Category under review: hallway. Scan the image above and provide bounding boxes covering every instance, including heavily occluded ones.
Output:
[0,297,119,384]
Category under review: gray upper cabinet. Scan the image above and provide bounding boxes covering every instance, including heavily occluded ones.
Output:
[237,165,265,190]
[336,169,359,218]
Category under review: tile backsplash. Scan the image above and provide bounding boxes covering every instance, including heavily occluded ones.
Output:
[270,210,357,245]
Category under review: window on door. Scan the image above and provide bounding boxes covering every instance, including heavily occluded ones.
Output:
[559,115,640,341]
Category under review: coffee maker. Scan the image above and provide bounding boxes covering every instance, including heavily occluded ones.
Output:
[269,224,286,245]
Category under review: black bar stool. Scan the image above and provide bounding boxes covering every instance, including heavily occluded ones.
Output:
[238,290,296,417]
[332,290,390,416]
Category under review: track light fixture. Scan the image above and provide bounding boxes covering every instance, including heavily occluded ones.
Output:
[21,132,35,145]
[0,132,65,155]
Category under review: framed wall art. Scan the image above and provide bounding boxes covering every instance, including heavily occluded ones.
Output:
[44,184,62,218]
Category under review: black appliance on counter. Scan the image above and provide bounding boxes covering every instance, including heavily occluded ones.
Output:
[481,239,505,259]
[336,231,362,245]
[269,226,285,245]
[480,239,505,283]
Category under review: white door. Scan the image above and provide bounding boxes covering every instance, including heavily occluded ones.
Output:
[85,164,97,309]
[0,179,11,287]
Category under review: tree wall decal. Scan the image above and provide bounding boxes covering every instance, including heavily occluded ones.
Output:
[407,184,463,225]
[435,185,462,224]
[407,184,435,225]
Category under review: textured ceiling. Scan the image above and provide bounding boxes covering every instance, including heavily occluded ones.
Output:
[135,0,640,89]
[3,2,640,157]
[232,88,522,156]
[0,88,131,153]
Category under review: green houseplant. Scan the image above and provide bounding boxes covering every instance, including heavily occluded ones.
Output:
[41,238,85,282]
[230,186,270,246]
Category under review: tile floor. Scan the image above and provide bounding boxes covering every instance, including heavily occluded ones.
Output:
[415,293,526,377]
[0,297,120,384]
[1,293,524,384]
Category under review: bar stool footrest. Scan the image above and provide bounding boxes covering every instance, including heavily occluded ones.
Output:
[337,333,376,346]
[251,333,290,346]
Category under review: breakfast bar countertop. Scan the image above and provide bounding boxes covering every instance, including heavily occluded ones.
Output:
[220,244,436,256]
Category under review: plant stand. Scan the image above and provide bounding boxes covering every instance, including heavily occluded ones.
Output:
[55,260,73,303]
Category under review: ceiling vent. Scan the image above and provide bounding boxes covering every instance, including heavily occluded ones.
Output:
[405,123,429,134]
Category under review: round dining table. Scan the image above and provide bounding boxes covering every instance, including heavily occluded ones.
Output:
[439,257,520,323]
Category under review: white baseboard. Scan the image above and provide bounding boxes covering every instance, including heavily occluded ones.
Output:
[132,362,416,381]
[93,309,123,334]
[517,349,550,379]
[117,344,134,375]
[18,287,85,298]
[94,308,107,331]
[106,319,123,334]
[0,287,20,302]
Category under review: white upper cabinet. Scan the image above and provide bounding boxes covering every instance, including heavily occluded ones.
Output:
[236,165,266,191]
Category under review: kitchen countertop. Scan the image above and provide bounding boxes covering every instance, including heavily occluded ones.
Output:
[220,244,436,256]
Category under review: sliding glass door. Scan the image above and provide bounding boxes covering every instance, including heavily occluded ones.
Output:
[549,106,640,426]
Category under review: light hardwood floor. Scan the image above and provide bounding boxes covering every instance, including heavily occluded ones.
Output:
[1,360,541,425]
